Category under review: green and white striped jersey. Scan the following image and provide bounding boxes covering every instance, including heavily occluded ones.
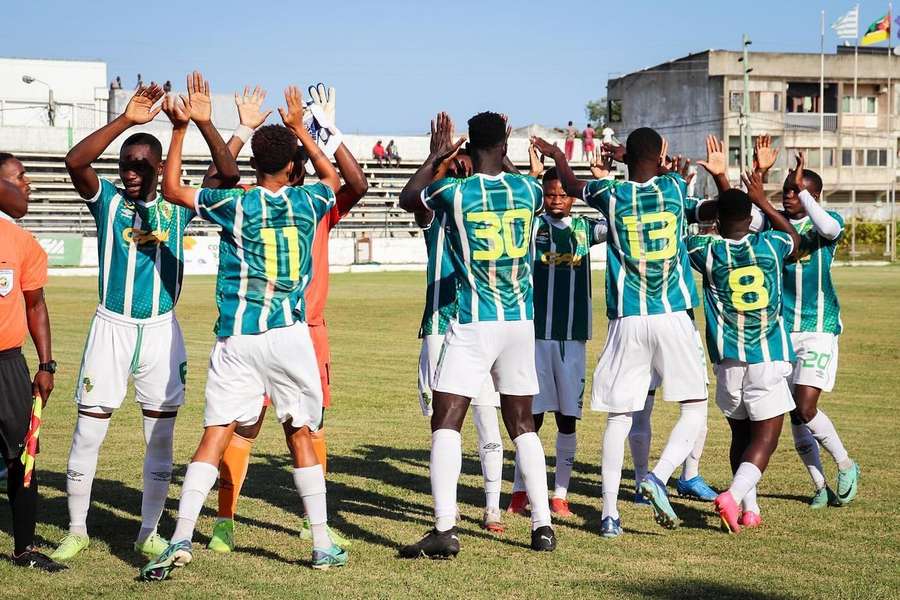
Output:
[195,183,335,337]
[421,173,543,323]
[86,179,194,319]
[782,213,844,335]
[532,214,607,340]
[419,212,458,337]
[687,231,796,364]
[583,173,700,319]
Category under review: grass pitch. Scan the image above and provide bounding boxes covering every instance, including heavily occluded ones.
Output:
[1,268,898,599]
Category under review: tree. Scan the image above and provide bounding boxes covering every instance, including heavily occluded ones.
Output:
[585,97,607,125]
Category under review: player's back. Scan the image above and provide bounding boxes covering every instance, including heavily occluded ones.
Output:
[688,230,795,364]
[422,172,542,323]
[195,183,335,336]
[419,212,457,337]
[584,173,698,319]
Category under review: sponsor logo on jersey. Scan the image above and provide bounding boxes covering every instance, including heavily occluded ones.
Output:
[541,252,583,267]
[122,228,170,246]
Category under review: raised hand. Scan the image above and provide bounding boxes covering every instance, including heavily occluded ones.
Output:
[123,84,164,125]
[754,134,780,173]
[741,169,767,206]
[671,155,694,185]
[308,83,336,124]
[792,151,805,190]
[528,142,545,178]
[430,112,465,160]
[162,94,191,129]
[235,85,271,129]
[278,86,306,131]
[185,71,212,124]
[531,136,563,161]
[697,135,726,177]
[658,137,670,169]
[589,147,613,179]
[602,141,625,163]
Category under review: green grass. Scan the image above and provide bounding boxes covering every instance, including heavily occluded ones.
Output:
[2,268,899,599]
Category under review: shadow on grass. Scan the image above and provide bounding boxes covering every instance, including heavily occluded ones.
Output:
[608,578,801,600]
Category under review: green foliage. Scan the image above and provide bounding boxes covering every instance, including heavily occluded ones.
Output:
[585,97,607,124]
[836,220,899,260]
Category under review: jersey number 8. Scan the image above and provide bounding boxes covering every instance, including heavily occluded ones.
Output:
[622,212,677,260]
[466,209,532,261]
[728,265,770,311]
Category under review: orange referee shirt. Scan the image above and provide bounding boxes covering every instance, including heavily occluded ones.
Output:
[0,219,48,351]
[305,203,343,326]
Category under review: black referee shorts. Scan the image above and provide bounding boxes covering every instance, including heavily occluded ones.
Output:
[0,347,32,462]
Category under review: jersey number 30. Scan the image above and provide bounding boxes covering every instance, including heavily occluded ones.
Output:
[622,212,677,260]
[728,266,770,311]
[467,209,532,261]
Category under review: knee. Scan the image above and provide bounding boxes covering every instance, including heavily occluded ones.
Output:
[556,415,577,435]
[794,405,818,424]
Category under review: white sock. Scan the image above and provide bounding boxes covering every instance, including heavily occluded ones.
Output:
[171,461,219,543]
[652,401,708,485]
[682,422,707,480]
[65,414,112,536]
[472,405,503,511]
[806,410,853,470]
[792,422,826,489]
[602,412,632,520]
[138,415,175,543]
[742,486,760,514]
[728,462,762,505]
[513,432,551,530]
[553,432,577,499]
[430,429,462,532]
[293,465,330,551]
[512,460,526,493]
[628,396,653,486]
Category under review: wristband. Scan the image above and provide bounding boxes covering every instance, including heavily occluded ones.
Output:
[233,125,254,144]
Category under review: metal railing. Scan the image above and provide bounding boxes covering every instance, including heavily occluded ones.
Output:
[784,113,838,131]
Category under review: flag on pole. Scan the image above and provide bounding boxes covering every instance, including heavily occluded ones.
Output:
[862,13,891,45]
[20,396,42,488]
[832,5,860,39]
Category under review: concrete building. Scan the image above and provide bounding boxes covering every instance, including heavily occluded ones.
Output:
[607,47,899,217]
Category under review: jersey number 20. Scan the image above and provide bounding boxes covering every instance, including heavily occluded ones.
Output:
[466,209,532,261]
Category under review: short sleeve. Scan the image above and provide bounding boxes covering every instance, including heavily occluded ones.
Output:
[828,210,845,244]
[686,234,712,271]
[583,177,616,214]
[522,176,543,214]
[421,178,458,211]
[85,178,118,221]
[765,230,795,260]
[20,232,48,292]
[195,187,245,230]
[587,217,608,245]
[749,206,767,232]
[301,182,337,222]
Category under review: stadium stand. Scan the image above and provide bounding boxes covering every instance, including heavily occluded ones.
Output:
[16,152,604,237]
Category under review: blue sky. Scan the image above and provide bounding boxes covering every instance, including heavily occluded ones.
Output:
[3,1,894,133]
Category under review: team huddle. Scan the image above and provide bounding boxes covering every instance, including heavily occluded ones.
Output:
[0,74,860,576]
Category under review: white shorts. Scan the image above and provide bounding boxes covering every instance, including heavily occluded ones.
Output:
[433,320,539,398]
[417,334,499,417]
[790,332,839,393]
[648,324,709,392]
[714,359,795,421]
[75,306,187,411]
[592,312,708,413]
[533,339,586,418]
[204,321,323,430]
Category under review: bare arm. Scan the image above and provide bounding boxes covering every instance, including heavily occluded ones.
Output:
[24,288,53,405]
[185,72,240,189]
[398,112,464,213]
[160,97,196,210]
[0,179,27,218]
[65,85,164,199]
[334,144,368,216]
[531,136,586,199]
[202,85,271,187]
[696,134,730,196]
[743,170,800,261]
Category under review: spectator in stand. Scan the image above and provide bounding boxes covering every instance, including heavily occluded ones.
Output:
[386,140,401,166]
[373,140,387,167]
[581,122,596,162]
[136,73,143,88]
[564,121,577,161]
[110,77,122,91]
[163,80,172,93]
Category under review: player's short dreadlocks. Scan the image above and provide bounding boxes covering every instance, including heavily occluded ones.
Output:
[251,125,298,174]
[467,112,507,150]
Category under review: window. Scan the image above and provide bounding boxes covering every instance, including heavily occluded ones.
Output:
[852,148,890,166]
[789,147,834,168]
[879,149,888,166]
[729,92,743,112]
[608,99,622,123]
[866,96,877,114]
[842,149,853,166]
[841,96,877,113]
[773,93,781,112]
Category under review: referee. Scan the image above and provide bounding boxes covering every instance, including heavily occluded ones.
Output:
[0,153,65,572]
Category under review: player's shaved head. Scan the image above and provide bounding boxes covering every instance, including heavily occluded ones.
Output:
[0,152,15,169]
[252,125,297,175]
[121,132,162,162]
[717,188,752,224]
[467,112,507,150]
[542,166,559,183]
[625,127,663,164]
[801,169,823,195]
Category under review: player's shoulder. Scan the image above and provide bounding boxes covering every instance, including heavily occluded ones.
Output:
[687,233,716,252]
[827,209,845,225]
[289,181,333,200]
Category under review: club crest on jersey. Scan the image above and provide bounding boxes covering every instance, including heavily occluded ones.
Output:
[0,269,13,296]
[123,228,170,246]
[82,376,93,393]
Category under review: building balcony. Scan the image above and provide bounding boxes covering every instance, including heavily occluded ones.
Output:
[784,113,838,131]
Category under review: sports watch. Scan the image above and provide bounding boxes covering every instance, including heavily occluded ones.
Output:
[38,360,57,374]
